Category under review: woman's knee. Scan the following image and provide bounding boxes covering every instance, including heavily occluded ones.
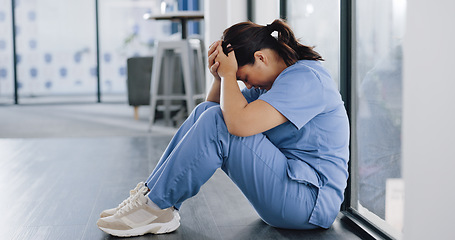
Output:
[189,101,219,122]
[197,104,223,123]
[192,105,228,140]
[195,101,218,112]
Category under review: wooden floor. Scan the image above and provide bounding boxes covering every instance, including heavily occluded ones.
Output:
[0,136,362,240]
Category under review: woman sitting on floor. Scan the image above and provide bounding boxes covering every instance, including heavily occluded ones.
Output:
[97,19,350,237]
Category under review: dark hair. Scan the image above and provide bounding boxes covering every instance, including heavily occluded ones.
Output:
[222,19,323,67]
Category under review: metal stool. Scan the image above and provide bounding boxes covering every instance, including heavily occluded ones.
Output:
[149,39,205,129]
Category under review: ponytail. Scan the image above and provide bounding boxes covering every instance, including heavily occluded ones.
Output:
[268,19,324,65]
[222,19,323,67]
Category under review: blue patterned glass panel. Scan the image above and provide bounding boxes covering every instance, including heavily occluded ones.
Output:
[0,11,6,21]
[44,53,52,63]
[0,0,14,104]
[30,67,37,78]
[14,0,97,100]
[27,11,36,21]
[0,68,7,78]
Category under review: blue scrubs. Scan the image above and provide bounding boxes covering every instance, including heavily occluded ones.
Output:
[145,60,350,229]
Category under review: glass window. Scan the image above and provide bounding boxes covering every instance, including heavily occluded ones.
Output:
[98,0,171,102]
[0,0,14,104]
[287,0,340,87]
[353,0,406,237]
[1,0,203,104]
[13,0,98,104]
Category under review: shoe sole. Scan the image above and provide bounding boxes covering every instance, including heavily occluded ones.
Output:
[99,212,114,218]
[98,211,180,237]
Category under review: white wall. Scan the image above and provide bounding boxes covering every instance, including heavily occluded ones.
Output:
[403,1,455,239]
[204,0,247,46]
[253,0,280,25]
[204,0,228,49]
[227,0,248,26]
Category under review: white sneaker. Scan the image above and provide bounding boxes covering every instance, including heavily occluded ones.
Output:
[99,182,147,218]
[97,187,180,237]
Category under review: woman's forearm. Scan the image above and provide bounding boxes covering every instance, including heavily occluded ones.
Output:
[220,74,248,134]
[205,78,221,103]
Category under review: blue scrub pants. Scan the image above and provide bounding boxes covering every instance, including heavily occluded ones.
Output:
[145,102,319,230]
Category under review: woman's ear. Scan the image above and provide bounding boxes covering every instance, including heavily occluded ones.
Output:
[254,51,268,65]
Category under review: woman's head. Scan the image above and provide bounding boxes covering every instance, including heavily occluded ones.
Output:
[221,19,323,67]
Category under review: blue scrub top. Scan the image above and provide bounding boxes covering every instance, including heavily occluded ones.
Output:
[242,60,350,228]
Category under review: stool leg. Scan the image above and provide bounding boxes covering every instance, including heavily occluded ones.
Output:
[163,50,173,126]
[189,39,205,100]
[134,106,139,120]
[149,44,164,131]
[194,43,205,95]
[180,41,195,114]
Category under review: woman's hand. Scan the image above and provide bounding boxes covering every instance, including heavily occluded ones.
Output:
[215,43,238,79]
[208,41,221,80]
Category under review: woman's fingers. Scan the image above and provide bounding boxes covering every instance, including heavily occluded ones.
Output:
[214,44,238,78]
[208,49,218,67]
[210,61,219,74]
[207,40,220,57]
[208,41,221,69]
[208,41,222,79]
[207,42,218,64]
[214,44,226,61]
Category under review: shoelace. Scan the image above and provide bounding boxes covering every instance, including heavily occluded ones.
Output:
[116,186,149,216]
[115,182,145,211]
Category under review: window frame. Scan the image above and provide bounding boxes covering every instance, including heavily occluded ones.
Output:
[276,0,401,239]
[340,0,402,239]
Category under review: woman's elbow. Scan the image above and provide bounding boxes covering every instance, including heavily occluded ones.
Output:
[226,123,254,137]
